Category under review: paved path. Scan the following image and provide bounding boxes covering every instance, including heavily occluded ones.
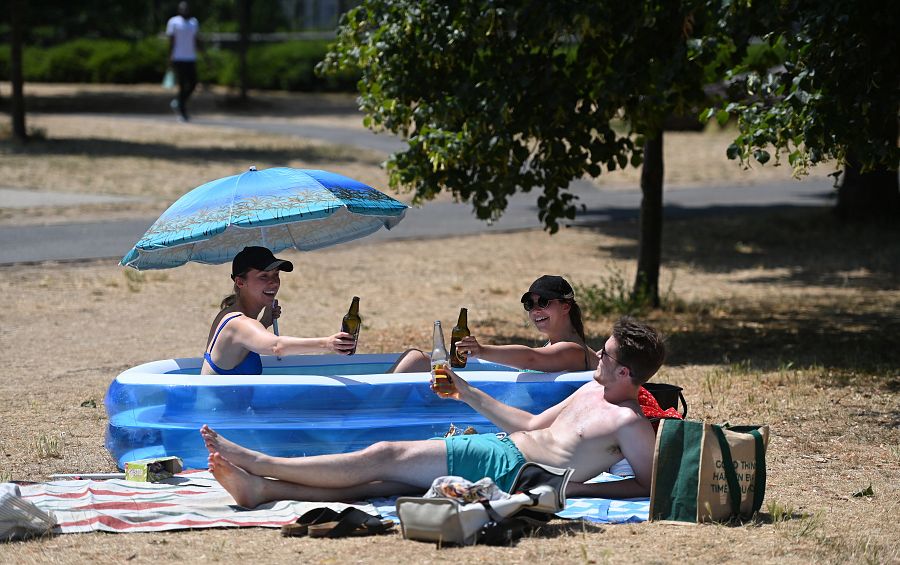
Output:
[0,114,834,266]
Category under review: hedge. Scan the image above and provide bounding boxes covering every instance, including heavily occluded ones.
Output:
[0,38,359,92]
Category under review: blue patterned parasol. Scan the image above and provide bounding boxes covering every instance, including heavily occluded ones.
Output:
[121,167,407,270]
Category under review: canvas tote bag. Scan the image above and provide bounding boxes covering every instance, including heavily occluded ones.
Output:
[397,463,573,545]
[649,419,769,523]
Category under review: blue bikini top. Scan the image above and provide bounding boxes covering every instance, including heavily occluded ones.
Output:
[203,313,263,375]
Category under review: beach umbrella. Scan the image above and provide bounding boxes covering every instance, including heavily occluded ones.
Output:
[120,167,407,271]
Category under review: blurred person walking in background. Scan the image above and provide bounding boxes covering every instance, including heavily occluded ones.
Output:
[166,1,202,121]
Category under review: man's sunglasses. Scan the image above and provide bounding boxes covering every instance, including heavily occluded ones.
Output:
[600,346,631,373]
[522,296,558,311]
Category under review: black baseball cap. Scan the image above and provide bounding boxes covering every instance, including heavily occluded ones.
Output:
[521,275,575,303]
[231,246,294,279]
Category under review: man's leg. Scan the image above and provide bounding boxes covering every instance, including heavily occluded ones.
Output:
[388,349,430,373]
[174,61,194,120]
[209,452,421,508]
[201,425,448,489]
[182,61,197,117]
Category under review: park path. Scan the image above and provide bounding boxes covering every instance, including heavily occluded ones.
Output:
[0,113,834,266]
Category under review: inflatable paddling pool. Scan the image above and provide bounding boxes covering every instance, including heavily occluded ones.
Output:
[105,354,594,469]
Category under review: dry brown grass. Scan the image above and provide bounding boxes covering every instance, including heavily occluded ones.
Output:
[1,83,833,227]
[0,91,897,564]
[1,217,897,564]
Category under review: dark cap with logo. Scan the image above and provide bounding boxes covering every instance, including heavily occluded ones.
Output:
[231,246,294,279]
[521,275,575,303]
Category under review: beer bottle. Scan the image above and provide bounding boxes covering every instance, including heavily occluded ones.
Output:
[431,320,455,395]
[341,296,361,355]
[449,308,470,368]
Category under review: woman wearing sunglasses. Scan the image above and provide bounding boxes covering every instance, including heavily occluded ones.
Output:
[390,275,596,373]
[455,275,597,372]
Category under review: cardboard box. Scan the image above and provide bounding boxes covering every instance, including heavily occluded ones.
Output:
[124,456,183,482]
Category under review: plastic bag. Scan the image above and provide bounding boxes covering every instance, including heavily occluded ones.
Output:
[162,69,176,90]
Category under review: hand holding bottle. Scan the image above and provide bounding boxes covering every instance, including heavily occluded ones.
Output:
[454,335,482,359]
[327,331,357,355]
[431,365,463,399]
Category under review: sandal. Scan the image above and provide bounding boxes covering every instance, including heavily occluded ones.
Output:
[307,507,395,538]
[281,507,343,537]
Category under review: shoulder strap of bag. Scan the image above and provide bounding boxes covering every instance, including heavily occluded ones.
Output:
[479,500,504,524]
[748,428,766,513]
[711,426,742,518]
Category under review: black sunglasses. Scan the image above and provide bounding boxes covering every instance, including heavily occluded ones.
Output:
[600,346,631,373]
[522,296,557,311]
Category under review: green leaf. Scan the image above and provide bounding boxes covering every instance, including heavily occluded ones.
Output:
[716,110,730,126]
[726,143,740,160]
[753,149,771,164]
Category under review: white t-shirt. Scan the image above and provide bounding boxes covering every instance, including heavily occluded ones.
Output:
[166,15,199,62]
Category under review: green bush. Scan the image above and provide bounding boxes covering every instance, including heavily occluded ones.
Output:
[219,40,358,92]
[0,38,168,83]
[0,37,358,92]
[28,40,100,82]
[89,39,169,83]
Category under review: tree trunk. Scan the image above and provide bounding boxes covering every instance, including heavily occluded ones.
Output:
[635,130,664,307]
[9,0,27,142]
[837,106,900,222]
[836,163,900,222]
[237,0,251,102]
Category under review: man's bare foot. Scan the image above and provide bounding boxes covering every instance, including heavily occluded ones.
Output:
[208,452,268,509]
[200,425,267,474]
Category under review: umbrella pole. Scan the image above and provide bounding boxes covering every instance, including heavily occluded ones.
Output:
[272,299,281,361]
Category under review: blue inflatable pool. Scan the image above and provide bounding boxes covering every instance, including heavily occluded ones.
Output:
[105,354,594,469]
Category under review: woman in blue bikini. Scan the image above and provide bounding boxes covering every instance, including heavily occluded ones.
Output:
[202,246,356,376]
[392,275,597,373]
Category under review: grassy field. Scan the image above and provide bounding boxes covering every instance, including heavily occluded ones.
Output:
[0,85,897,564]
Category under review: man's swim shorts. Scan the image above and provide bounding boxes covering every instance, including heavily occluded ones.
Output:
[443,433,526,493]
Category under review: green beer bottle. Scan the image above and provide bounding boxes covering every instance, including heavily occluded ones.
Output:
[449,308,470,368]
[341,296,361,355]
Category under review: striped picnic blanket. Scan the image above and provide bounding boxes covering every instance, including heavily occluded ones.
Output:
[19,471,376,534]
[17,471,648,534]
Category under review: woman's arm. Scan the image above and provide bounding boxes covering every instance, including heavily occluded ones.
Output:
[456,336,590,372]
[230,316,355,356]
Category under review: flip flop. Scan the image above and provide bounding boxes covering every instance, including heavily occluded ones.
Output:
[307,507,395,538]
[281,507,343,537]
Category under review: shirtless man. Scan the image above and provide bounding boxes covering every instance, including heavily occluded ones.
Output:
[202,317,666,507]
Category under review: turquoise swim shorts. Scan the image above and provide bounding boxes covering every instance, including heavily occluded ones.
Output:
[443,433,527,493]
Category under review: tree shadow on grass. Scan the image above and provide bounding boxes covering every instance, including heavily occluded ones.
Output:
[0,90,360,117]
[578,207,900,290]
[661,303,900,372]
[427,520,606,549]
[0,136,380,166]
[485,296,900,374]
